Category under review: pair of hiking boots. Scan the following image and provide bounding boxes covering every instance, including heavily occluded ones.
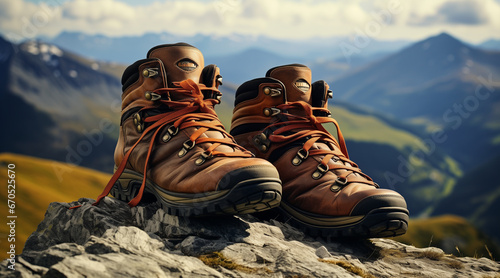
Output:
[95,43,409,238]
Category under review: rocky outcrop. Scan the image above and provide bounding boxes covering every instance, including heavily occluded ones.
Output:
[1,197,499,277]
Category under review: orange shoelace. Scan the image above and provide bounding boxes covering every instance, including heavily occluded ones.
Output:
[267,101,374,184]
[71,79,252,209]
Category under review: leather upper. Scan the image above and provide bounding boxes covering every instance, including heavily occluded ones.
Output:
[114,43,275,194]
[231,64,405,217]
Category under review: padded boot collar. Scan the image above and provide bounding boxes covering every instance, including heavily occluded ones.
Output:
[147,43,205,85]
[266,64,312,103]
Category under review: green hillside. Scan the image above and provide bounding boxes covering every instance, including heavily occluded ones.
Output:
[328,104,462,217]
[433,155,500,245]
[0,153,109,259]
[395,215,500,259]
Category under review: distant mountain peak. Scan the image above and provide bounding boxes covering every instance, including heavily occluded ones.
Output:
[434,32,457,41]
[20,40,64,57]
[418,32,466,49]
[424,32,464,45]
[389,31,474,64]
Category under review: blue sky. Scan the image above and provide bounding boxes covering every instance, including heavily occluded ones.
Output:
[1,0,499,43]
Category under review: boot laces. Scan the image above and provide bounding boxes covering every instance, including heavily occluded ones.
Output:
[71,79,252,209]
[266,101,374,185]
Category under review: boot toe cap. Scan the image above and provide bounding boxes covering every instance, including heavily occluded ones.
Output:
[214,161,282,214]
[350,190,408,216]
[216,161,281,190]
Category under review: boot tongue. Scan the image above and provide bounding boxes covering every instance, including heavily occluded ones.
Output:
[266,64,312,103]
[147,43,204,85]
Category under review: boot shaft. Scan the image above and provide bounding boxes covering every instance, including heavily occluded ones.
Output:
[120,43,222,112]
[231,64,332,125]
[147,43,205,85]
[266,64,312,103]
[93,43,282,216]
[114,43,224,168]
[230,64,333,158]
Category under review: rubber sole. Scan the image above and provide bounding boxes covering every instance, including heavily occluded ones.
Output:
[255,201,409,239]
[109,169,282,217]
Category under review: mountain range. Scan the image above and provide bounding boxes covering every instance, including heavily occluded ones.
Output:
[47,31,411,65]
[479,39,500,51]
[0,32,460,213]
[331,33,500,243]
[1,31,499,248]
[45,31,413,86]
[335,32,500,170]
[0,36,123,171]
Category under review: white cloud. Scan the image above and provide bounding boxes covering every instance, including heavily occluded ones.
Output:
[408,0,489,26]
[62,0,135,22]
[0,0,499,43]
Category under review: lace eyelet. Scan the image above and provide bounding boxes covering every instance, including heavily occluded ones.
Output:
[312,164,329,180]
[336,177,347,185]
[168,126,179,136]
[327,89,333,99]
[253,133,270,153]
[144,91,161,101]
[263,107,281,117]
[136,123,144,133]
[263,87,282,97]
[216,75,223,86]
[292,148,309,166]
[330,177,348,192]
[142,68,158,78]
[178,140,196,157]
[195,151,213,166]
[162,126,179,143]
[133,113,144,133]
[330,184,342,192]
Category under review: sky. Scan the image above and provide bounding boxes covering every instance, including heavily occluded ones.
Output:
[0,0,499,44]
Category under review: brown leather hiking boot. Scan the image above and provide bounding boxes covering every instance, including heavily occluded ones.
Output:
[230,64,408,238]
[93,43,282,216]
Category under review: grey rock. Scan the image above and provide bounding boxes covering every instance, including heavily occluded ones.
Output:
[0,257,47,278]
[179,236,228,256]
[315,246,331,258]
[84,236,121,255]
[35,243,85,268]
[2,198,499,277]
[23,197,134,253]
